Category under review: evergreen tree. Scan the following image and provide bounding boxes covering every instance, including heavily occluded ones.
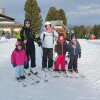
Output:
[45,7,67,25]
[73,25,100,39]
[24,0,42,37]
[58,9,67,25]
[93,25,100,38]
[73,25,86,38]
[45,7,58,21]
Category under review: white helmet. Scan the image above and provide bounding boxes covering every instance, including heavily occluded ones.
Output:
[45,21,51,26]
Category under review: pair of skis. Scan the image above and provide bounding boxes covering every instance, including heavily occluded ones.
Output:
[30,71,48,82]
[47,70,61,78]
[16,78,32,87]
[65,71,85,79]
[47,70,85,79]
[16,71,48,87]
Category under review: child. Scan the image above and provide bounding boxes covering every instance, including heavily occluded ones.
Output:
[54,34,68,73]
[68,34,81,73]
[11,41,28,80]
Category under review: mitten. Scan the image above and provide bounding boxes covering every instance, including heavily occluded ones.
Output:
[37,41,42,47]
[24,61,28,69]
[12,62,16,68]
[79,52,81,58]
[67,53,70,58]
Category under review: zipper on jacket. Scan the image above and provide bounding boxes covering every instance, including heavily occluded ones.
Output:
[74,48,75,55]
[61,45,63,57]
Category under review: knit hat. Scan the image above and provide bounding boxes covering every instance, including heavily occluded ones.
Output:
[71,33,77,40]
[15,41,23,48]
[58,33,65,41]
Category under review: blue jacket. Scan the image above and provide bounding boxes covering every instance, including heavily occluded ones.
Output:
[68,40,81,56]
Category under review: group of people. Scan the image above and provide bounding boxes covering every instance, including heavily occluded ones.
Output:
[11,19,81,81]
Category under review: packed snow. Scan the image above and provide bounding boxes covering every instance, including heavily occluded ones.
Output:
[0,37,100,100]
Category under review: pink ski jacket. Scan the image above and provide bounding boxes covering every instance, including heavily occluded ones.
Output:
[11,49,27,66]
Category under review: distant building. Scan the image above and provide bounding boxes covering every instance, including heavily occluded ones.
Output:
[50,20,69,38]
[0,8,5,15]
[0,8,22,33]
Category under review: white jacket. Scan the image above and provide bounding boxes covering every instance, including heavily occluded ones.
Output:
[40,31,58,48]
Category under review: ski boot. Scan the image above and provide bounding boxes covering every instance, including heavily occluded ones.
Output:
[30,67,38,75]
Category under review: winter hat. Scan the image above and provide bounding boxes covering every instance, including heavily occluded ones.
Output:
[71,33,77,40]
[45,21,51,26]
[58,33,65,44]
[24,19,31,27]
[59,32,65,37]
[58,33,65,39]
[45,21,52,28]
[15,41,23,48]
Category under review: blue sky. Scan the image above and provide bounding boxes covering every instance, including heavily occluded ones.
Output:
[0,0,100,26]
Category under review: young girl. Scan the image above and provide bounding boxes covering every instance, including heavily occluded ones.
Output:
[68,34,81,73]
[54,34,68,73]
[11,41,28,80]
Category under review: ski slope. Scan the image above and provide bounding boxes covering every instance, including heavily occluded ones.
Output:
[0,37,100,100]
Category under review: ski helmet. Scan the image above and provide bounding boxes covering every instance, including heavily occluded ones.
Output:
[45,21,51,26]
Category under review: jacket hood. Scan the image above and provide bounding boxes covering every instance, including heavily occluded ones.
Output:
[24,19,31,27]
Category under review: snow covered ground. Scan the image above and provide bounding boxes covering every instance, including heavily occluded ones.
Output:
[0,38,100,100]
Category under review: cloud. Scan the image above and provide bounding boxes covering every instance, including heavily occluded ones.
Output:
[79,4,100,10]
[67,4,100,16]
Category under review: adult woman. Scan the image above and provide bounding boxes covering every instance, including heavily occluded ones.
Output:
[40,21,58,71]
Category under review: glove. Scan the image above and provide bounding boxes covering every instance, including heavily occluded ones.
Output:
[12,62,16,68]
[67,54,70,58]
[37,41,42,47]
[79,52,81,58]
[24,61,28,69]
[23,40,27,44]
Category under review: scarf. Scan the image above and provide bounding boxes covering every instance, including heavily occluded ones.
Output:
[72,40,77,48]
[44,28,53,33]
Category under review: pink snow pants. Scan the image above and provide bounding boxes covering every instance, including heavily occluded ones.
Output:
[55,54,66,70]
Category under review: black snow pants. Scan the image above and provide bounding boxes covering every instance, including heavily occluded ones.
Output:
[42,48,53,69]
[25,42,36,69]
[68,55,78,71]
